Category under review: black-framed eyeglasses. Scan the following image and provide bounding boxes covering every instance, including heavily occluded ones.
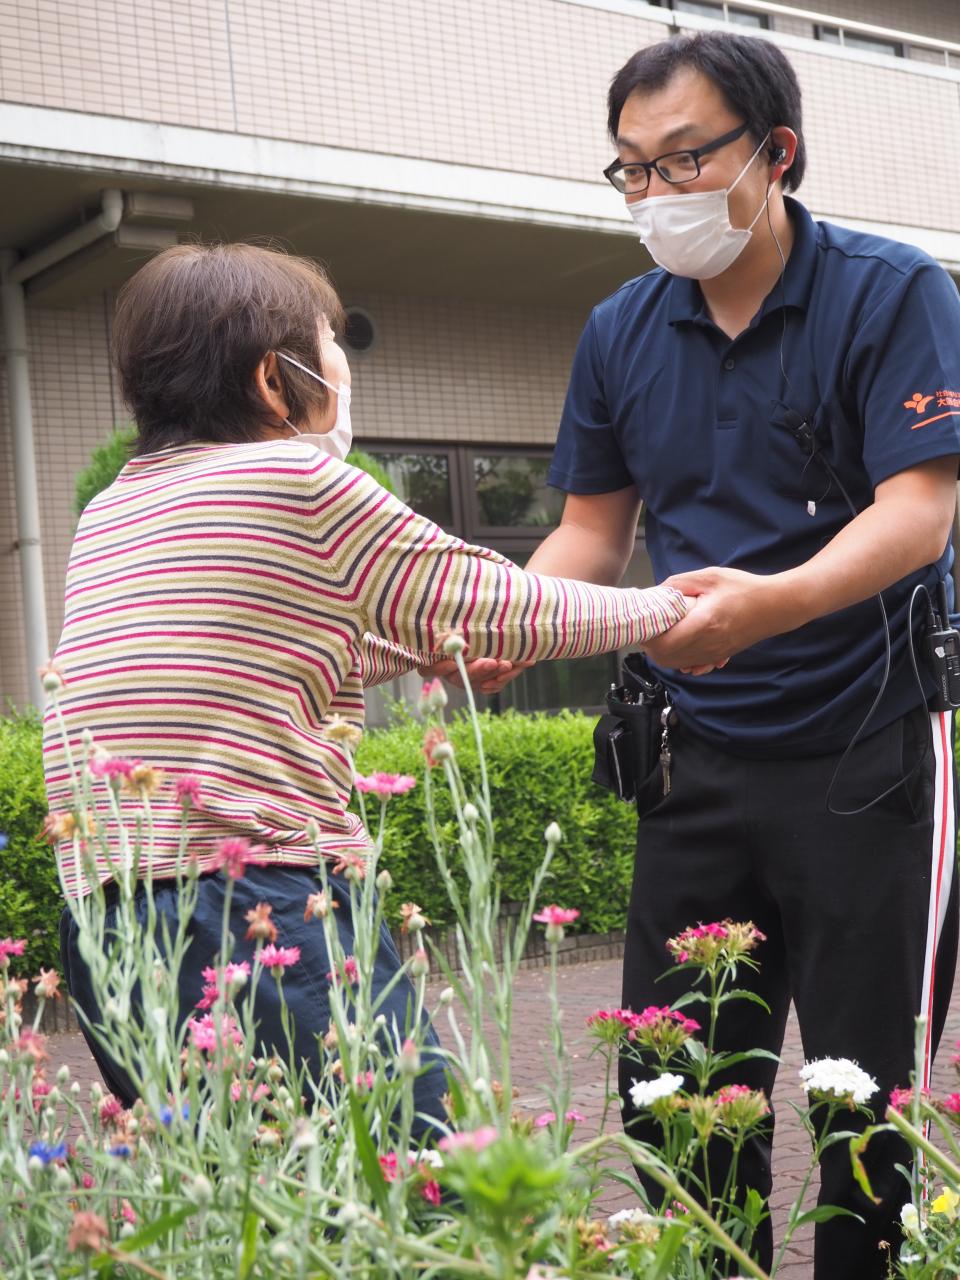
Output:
[603,122,749,195]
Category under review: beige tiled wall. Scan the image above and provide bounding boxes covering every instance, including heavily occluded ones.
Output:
[0,288,584,707]
[0,295,122,707]
[802,0,958,43]
[0,1,957,231]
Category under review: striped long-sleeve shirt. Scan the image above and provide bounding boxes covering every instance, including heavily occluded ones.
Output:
[43,440,687,895]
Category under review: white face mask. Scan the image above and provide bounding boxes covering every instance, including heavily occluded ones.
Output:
[275,351,353,462]
[627,134,771,280]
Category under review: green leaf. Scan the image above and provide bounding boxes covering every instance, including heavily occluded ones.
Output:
[113,1205,193,1252]
[237,1210,259,1278]
[850,1125,885,1204]
[719,988,771,1012]
[708,1048,780,1071]
[792,1205,863,1227]
[348,1091,390,1215]
[648,1220,689,1278]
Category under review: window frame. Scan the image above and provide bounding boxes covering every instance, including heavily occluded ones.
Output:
[815,24,904,58]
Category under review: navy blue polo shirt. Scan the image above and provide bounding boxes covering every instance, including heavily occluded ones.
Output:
[548,197,960,756]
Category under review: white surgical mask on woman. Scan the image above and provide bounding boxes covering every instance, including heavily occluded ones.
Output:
[276,350,353,462]
[628,133,771,280]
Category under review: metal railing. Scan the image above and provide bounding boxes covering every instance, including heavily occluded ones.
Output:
[659,0,960,67]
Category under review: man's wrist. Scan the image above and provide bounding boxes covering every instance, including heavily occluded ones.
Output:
[766,567,818,635]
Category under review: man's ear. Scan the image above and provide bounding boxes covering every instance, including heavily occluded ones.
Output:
[769,128,798,183]
[253,351,290,423]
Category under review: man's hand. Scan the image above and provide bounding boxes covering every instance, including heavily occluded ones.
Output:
[419,656,535,694]
[643,567,788,671]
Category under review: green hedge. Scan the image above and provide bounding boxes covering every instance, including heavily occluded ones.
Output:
[0,709,636,973]
[0,710,60,973]
[351,708,639,935]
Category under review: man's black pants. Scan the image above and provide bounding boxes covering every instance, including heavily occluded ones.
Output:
[619,705,959,1279]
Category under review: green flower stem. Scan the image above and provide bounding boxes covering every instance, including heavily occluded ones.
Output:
[887,1107,960,1186]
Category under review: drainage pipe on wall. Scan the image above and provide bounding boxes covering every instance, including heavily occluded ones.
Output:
[1,188,123,708]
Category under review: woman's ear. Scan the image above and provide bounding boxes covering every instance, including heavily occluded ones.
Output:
[253,351,290,424]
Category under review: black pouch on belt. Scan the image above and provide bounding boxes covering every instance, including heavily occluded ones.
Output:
[591,653,667,803]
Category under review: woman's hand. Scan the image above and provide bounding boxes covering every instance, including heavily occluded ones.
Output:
[419,656,534,694]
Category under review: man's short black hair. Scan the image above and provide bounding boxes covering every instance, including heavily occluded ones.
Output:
[608,30,806,193]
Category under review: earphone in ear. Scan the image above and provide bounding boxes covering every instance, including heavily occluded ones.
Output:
[773,146,787,163]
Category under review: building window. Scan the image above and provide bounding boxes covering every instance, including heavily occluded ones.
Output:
[816,26,904,58]
[654,0,768,29]
[361,443,651,714]
[471,452,565,533]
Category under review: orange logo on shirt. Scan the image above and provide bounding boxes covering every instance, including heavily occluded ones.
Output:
[904,392,934,413]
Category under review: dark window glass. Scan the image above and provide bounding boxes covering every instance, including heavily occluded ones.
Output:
[473,453,565,530]
[674,0,766,26]
[486,547,618,715]
[367,451,454,529]
[817,25,903,57]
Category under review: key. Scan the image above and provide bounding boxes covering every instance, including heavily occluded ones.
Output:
[659,704,673,796]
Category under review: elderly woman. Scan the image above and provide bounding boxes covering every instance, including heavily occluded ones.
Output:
[43,244,687,1137]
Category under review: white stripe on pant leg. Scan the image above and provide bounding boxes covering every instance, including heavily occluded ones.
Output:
[921,710,955,1091]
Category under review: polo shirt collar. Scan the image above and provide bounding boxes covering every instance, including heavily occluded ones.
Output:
[666,196,819,326]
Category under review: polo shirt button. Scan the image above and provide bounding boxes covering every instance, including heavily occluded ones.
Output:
[723,357,736,371]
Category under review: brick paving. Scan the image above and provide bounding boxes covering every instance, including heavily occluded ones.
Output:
[47,955,960,1277]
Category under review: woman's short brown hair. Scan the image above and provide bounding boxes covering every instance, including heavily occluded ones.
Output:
[113,243,344,454]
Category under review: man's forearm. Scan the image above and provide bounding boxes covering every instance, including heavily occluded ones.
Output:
[775,495,953,633]
[525,522,631,586]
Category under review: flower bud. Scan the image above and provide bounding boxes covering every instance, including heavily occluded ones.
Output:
[81,728,94,747]
[376,869,393,893]
[27,1156,44,1173]
[398,1038,420,1075]
[305,818,321,842]
[193,1174,214,1205]
[462,803,479,824]
[70,1081,80,1096]
[440,632,466,656]
[544,821,562,845]
[54,1165,72,1189]
[439,986,454,1006]
[56,1065,70,1085]
[411,948,429,978]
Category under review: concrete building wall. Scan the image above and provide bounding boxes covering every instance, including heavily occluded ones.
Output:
[1,0,958,231]
[0,287,585,705]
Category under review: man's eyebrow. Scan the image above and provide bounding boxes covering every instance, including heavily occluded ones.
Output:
[616,123,708,155]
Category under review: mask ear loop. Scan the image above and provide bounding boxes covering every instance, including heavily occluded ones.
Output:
[275,350,340,436]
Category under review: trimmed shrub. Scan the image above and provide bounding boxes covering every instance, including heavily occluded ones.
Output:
[0,710,60,972]
[351,707,638,936]
[0,709,634,971]
[73,425,137,516]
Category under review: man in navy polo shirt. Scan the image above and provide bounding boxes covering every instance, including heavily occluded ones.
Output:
[437,28,960,1278]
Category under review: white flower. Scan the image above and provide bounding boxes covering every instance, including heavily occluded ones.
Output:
[608,1207,657,1229]
[411,1147,443,1168]
[629,1073,684,1109]
[799,1057,877,1105]
[900,1202,921,1235]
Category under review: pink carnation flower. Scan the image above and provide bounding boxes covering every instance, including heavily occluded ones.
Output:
[438,1125,499,1153]
[210,837,265,880]
[421,1177,442,1206]
[188,1013,244,1052]
[173,774,205,809]
[327,955,359,985]
[354,772,417,799]
[260,945,300,973]
[88,753,139,780]
[941,1093,960,1115]
[533,905,580,926]
[0,938,27,963]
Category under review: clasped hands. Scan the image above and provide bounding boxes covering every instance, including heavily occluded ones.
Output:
[421,566,785,693]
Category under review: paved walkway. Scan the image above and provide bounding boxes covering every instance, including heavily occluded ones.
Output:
[48,957,960,1278]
